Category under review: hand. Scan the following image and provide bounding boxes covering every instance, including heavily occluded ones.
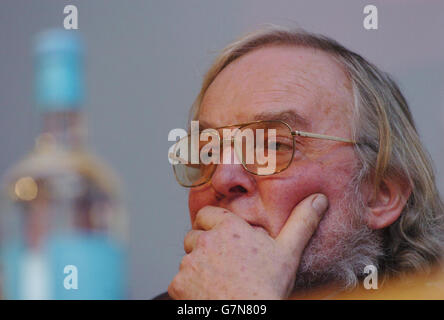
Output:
[168,193,329,299]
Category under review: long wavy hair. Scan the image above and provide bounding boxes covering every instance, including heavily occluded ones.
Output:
[189,25,444,279]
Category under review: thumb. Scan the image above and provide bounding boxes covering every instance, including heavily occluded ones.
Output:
[276,193,328,263]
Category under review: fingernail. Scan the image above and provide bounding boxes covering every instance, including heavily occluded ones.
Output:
[312,194,328,214]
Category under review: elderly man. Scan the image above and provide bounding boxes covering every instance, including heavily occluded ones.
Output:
[163,26,444,299]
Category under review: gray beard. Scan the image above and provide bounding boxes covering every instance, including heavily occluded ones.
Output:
[293,184,384,291]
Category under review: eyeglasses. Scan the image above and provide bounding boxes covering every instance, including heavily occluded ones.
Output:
[170,120,356,188]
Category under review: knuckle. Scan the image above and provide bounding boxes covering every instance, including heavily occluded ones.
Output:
[196,205,214,217]
[183,233,192,253]
[168,275,184,299]
[194,206,215,227]
[195,232,209,248]
[179,254,193,270]
[194,210,206,226]
[184,229,196,242]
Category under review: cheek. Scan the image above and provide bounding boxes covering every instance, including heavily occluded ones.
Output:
[257,158,356,236]
[188,188,216,223]
[256,167,324,235]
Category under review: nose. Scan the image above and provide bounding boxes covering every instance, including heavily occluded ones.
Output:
[210,145,255,199]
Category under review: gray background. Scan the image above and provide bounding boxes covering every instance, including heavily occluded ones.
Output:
[0,0,443,299]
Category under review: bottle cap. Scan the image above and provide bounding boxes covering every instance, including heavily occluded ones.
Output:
[34,29,85,110]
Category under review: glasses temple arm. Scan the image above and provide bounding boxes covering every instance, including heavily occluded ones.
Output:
[293,131,356,144]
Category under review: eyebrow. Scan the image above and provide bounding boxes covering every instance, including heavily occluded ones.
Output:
[196,109,310,131]
[253,110,310,130]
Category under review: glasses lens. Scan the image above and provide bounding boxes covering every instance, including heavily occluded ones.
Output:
[234,121,294,175]
[171,134,217,187]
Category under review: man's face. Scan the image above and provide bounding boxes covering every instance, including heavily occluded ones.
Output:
[188,45,370,286]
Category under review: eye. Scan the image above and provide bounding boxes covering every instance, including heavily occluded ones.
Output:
[267,138,293,152]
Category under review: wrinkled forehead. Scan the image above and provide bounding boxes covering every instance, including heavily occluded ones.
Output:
[198,45,354,134]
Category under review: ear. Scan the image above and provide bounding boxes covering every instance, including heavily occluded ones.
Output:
[365,178,412,230]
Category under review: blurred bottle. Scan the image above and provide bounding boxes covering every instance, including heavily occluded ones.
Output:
[0,29,127,299]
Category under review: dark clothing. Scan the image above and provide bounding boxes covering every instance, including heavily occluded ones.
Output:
[152,291,171,300]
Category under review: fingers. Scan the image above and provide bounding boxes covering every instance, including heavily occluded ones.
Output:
[193,206,232,230]
[186,206,233,253]
[184,229,204,253]
[276,194,328,262]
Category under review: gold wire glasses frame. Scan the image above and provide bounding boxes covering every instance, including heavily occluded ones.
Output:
[170,119,357,188]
